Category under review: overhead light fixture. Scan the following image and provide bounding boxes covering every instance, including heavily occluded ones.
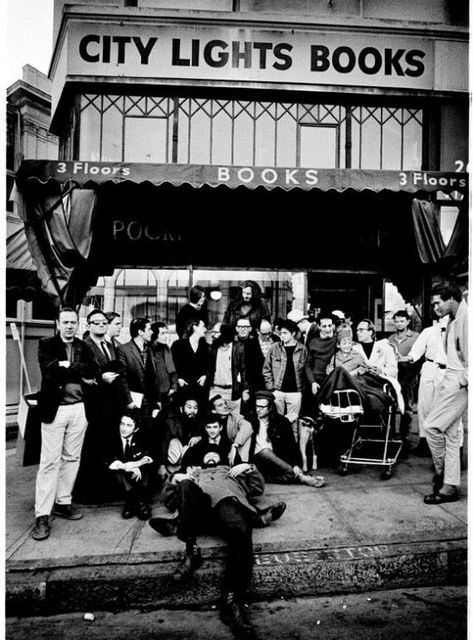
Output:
[210,289,222,301]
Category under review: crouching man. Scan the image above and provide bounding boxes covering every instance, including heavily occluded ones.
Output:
[107,412,152,520]
[149,414,286,640]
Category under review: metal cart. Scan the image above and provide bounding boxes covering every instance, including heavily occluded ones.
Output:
[320,385,402,480]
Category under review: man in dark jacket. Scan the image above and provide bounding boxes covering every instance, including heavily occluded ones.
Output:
[208,323,249,415]
[32,307,99,541]
[117,317,158,437]
[149,413,286,639]
[106,411,153,520]
[248,390,325,488]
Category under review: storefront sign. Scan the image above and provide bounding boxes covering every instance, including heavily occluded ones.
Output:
[17,160,468,194]
[66,22,437,91]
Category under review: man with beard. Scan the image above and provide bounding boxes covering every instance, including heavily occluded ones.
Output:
[149,414,286,640]
[157,392,203,478]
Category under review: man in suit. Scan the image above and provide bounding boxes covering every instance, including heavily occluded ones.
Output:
[106,412,153,520]
[32,307,99,541]
[74,309,127,503]
[117,317,158,438]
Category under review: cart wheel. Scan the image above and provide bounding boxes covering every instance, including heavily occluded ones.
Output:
[338,464,349,476]
[381,467,393,480]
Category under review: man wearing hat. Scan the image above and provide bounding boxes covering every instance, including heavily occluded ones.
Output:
[287,309,319,346]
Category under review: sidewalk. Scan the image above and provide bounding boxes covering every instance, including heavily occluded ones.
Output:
[6,437,467,617]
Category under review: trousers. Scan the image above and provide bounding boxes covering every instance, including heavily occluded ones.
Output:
[35,403,88,517]
[424,371,467,487]
[175,480,254,595]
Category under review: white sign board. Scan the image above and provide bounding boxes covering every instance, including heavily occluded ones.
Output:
[66,22,436,91]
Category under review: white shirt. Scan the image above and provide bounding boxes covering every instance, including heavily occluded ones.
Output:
[409,323,447,366]
[254,418,272,454]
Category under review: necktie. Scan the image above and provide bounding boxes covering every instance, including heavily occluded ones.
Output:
[100,341,111,362]
[124,437,131,460]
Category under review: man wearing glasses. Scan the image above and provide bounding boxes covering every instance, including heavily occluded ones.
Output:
[74,309,127,503]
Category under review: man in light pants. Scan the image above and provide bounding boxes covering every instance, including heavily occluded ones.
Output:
[423,284,468,505]
[32,308,98,541]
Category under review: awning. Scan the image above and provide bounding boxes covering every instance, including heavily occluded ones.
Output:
[16,160,468,194]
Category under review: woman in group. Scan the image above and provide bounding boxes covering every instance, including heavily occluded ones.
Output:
[223,280,270,332]
[171,318,210,408]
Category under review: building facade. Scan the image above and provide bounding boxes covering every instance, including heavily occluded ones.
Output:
[15,0,469,338]
[6,66,59,427]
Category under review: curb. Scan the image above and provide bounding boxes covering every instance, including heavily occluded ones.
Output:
[6,538,466,616]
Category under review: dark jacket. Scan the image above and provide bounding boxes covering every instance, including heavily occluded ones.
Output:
[105,429,151,467]
[149,342,179,401]
[158,403,204,464]
[208,340,248,400]
[171,337,210,386]
[248,410,302,468]
[117,340,156,405]
[37,335,98,423]
[84,336,127,424]
[305,335,337,385]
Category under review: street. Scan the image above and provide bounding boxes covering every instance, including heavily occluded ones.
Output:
[6,586,467,640]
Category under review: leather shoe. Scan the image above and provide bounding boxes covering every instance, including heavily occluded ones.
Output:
[31,515,50,541]
[424,490,458,505]
[136,502,151,520]
[149,516,178,536]
[256,501,287,527]
[52,503,83,520]
[220,592,257,639]
[173,544,203,581]
[122,503,135,519]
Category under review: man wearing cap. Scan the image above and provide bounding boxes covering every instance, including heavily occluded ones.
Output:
[149,413,286,639]
[287,309,318,346]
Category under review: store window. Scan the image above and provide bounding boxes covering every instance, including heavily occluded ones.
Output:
[81,268,303,341]
[77,93,423,170]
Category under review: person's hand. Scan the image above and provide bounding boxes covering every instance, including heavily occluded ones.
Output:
[58,360,70,368]
[311,381,319,395]
[293,465,303,477]
[158,464,168,479]
[109,460,123,471]
[185,466,201,481]
[228,463,252,478]
[178,378,188,387]
[82,378,97,386]
[122,461,134,472]
[197,375,207,386]
[127,401,137,410]
[151,405,161,419]
[242,390,250,402]
[130,468,142,481]
[102,372,119,384]
[187,436,202,448]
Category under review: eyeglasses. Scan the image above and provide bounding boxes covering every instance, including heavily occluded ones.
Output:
[237,325,251,329]
[89,320,109,326]
[356,327,369,332]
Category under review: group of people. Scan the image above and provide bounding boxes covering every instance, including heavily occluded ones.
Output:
[29,279,467,639]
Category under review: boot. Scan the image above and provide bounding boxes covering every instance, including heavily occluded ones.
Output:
[220,592,257,639]
[173,542,203,581]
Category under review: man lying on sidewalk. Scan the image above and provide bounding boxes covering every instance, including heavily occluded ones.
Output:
[149,414,286,640]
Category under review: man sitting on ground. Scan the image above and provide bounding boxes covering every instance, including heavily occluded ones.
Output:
[106,412,152,520]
